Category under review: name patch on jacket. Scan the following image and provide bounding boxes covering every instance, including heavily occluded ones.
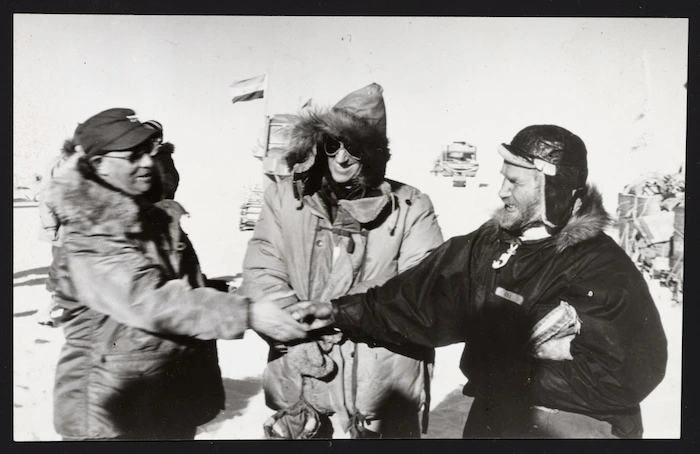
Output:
[495,287,524,305]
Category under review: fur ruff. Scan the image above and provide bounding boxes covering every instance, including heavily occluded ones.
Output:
[45,157,176,236]
[284,107,390,191]
[61,139,78,158]
[489,184,611,252]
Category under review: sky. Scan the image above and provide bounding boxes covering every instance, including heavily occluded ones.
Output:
[14,15,688,215]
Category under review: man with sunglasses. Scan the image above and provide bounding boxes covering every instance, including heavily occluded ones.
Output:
[44,108,312,440]
[241,84,444,438]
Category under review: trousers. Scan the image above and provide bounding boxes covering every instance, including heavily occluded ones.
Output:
[463,397,620,439]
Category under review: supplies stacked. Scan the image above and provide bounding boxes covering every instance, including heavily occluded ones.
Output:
[617,171,684,302]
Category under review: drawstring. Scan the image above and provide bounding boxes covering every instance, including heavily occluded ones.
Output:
[421,359,431,434]
[295,180,305,209]
[348,343,372,439]
[388,195,399,236]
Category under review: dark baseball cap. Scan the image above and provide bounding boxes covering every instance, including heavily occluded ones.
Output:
[74,108,157,157]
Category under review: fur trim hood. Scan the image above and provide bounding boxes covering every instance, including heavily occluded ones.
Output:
[489,184,611,252]
[284,83,391,195]
[45,156,180,236]
[60,138,79,159]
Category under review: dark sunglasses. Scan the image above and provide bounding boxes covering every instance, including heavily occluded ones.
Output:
[322,136,362,161]
[102,143,159,163]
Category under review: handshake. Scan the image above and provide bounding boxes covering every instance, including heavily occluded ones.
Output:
[247,292,337,343]
[248,292,577,362]
[286,301,336,329]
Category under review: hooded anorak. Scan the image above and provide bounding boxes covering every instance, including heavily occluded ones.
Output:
[241,84,444,435]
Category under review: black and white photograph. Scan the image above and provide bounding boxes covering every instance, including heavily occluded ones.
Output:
[12,13,687,441]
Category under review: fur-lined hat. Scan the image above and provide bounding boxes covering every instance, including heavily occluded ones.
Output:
[284,83,391,196]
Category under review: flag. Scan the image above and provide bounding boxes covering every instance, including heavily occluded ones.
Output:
[231,74,266,104]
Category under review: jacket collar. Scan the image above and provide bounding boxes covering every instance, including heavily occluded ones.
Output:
[305,181,395,225]
[554,184,611,252]
[519,226,551,242]
[337,181,393,224]
[489,184,611,252]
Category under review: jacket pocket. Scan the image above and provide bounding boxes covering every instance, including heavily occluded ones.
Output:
[99,350,178,379]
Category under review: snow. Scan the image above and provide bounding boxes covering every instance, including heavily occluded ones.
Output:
[12,174,682,439]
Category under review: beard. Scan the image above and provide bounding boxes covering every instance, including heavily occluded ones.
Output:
[497,196,544,234]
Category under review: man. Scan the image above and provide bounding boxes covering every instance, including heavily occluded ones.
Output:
[45,108,310,440]
[240,83,443,438]
[143,119,180,201]
[290,125,668,438]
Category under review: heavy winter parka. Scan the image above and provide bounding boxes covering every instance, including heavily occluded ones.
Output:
[46,156,250,439]
[242,177,443,431]
[332,185,667,438]
[240,86,444,433]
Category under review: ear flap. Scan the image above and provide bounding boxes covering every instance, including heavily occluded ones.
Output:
[543,171,585,229]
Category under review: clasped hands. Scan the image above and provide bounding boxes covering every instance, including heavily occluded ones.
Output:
[247,291,335,343]
[253,292,573,361]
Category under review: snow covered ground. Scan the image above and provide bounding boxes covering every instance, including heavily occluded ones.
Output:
[12,174,682,440]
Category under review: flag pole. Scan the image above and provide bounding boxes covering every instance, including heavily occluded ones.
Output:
[262,70,271,189]
[263,70,270,117]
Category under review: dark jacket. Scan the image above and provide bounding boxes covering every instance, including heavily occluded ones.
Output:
[46,156,249,439]
[333,185,667,438]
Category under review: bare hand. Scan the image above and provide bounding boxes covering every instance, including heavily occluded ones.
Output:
[286,301,335,331]
[249,292,309,342]
[532,334,575,361]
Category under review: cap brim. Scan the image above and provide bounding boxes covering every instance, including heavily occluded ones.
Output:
[102,126,157,151]
[498,144,536,169]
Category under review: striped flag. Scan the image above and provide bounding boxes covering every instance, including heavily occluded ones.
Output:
[230,74,266,104]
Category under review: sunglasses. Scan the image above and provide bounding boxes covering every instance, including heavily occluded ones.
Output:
[101,141,161,163]
[323,137,362,161]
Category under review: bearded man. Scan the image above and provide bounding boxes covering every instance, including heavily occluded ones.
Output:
[289,125,668,438]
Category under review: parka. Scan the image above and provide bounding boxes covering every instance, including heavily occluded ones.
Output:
[240,83,444,434]
[46,155,250,439]
[332,185,668,438]
[37,140,79,245]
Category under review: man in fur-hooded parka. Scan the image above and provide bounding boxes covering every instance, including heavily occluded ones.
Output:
[240,83,444,438]
[45,108,257,440]
[318,125,668,439]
